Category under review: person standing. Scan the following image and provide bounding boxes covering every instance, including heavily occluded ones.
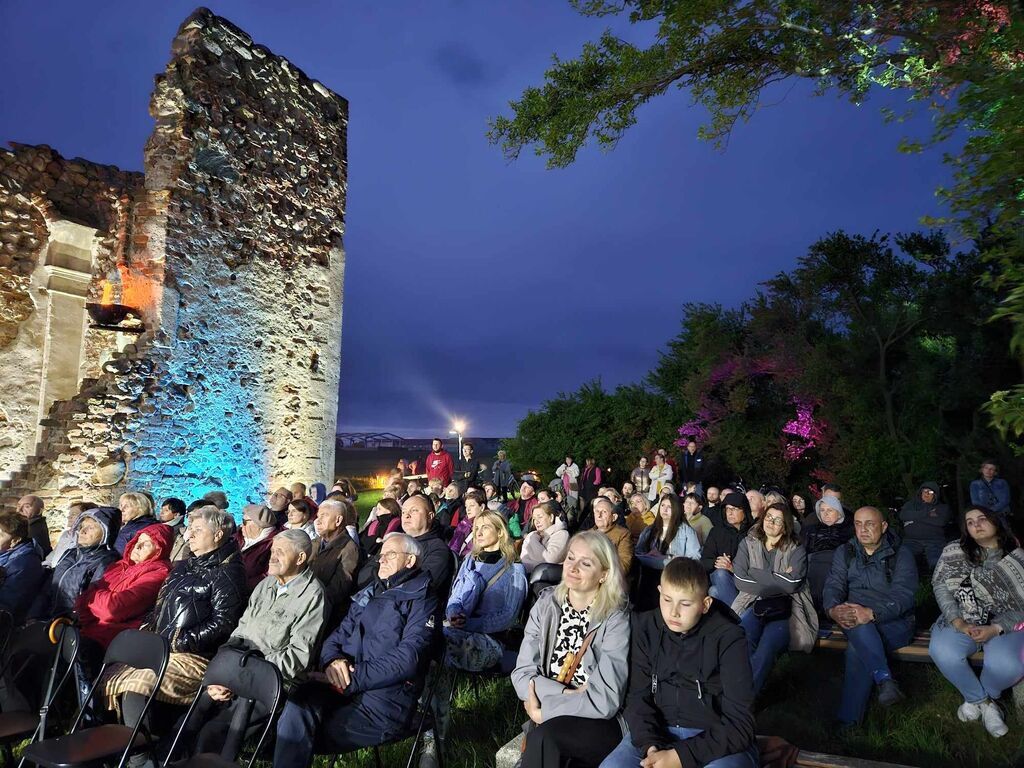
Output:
[555,457,581,520]
[630,457,652,497]
[492,450,514,501]
[454,442,479,493]
[425,438,455,488]
[580,458,603,509]
[647,454,674,503]
[969,461,1011,518]
[679,440,705,495]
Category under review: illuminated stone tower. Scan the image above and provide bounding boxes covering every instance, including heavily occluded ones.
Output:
[0,8,347,527]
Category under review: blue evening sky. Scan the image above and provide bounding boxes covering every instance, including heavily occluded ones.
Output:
[0,1,954,438]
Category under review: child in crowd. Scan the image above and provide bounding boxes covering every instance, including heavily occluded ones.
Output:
[602,557,758,768]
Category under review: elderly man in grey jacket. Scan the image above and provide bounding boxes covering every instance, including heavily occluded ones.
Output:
[212,529,327,691]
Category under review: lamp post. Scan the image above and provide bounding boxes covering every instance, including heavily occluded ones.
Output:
[448,420,466,457]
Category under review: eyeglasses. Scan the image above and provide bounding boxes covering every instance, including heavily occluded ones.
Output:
[380,550,408,563]
[764,515,785,526]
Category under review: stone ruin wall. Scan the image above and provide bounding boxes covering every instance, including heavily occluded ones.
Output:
[0,8,347,531]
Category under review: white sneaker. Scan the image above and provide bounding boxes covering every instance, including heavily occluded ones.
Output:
[957,701,982,722]
[980,700,1009,738]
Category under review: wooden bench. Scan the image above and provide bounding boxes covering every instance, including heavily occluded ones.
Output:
[814,627,984,666]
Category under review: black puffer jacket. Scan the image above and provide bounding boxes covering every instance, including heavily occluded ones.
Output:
[147,540,246,656]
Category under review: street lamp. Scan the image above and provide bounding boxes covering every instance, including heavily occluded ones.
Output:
[448,420,466,456]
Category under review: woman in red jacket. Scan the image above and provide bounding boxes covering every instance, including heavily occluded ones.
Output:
[77,523,173,649]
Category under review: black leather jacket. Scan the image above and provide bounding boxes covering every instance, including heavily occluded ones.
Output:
[147,540,246,656]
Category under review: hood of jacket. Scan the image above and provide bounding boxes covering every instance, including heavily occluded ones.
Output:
[79,506,120,548]
[918,480,941,499]
[815,495,845,524]
[122,523,174,564]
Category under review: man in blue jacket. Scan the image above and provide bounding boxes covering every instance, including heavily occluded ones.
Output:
[273,532,435,768]
[823,506,918,726]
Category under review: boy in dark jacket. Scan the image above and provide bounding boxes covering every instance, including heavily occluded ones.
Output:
[603,558,758,768]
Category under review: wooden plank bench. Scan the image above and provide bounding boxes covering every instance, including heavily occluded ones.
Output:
[814,627,984,666]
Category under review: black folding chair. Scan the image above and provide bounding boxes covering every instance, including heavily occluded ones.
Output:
[20,629,170,768]
[0,610,13,659]
[0,620,79,766]
[162,648,283,768]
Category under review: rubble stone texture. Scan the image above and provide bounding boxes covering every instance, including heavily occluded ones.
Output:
[0,7,347,531]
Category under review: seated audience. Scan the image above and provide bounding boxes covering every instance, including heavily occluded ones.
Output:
[800,495,854,617]
[159,497,191,561]
[33,505,119,620]
[285,498,318,539]
[603,557,758,768]
[512,531,630,768]
[0,510,47,624]
[273,533,435,768]
[44,501,98,568]
[115,492,158,556]
[969,461,1011,517]
[898,481,952,571]
[636,494,701,570]
[683,492,713,546]
[202,490,230,511]
[732,502,817,695]
[449,489,486,559]
[17,495,52,558]
[790,492,811,523]
[704,486,723,527]
[104,506,246,741]
[445,510,527,671]
[310,498,362,630]
[624,493,655,541]
[235,504,279,592]
[361,497,403,558]
[592,497,632,576]
[521,501,570,575]
[700,491,752,606]
[929,505,1024,738]
[77,524,173,650]
[822,506,917,725]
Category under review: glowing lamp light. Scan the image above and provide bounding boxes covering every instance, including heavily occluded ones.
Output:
[87,266,143,333]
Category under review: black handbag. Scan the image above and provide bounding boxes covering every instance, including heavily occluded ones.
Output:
[752,594,792,622]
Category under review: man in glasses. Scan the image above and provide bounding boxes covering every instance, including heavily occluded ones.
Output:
[273,532,435,768]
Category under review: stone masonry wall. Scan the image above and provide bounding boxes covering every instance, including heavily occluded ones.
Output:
[0,8,347,529]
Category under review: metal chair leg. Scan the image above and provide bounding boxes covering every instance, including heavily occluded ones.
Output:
[374,745,383,768]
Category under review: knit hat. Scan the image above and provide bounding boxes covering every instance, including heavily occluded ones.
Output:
[815,495,845,523]
[242,503,276,529]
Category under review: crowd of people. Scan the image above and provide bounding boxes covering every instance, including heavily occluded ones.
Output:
[0,441,1020,768]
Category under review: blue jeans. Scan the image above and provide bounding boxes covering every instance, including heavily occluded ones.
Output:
[601,726,758,768]
[739,608,790,694]
[837,619,914,725]
[709,569,739,607]
[902,539,943,572]
[929,622,1024,704]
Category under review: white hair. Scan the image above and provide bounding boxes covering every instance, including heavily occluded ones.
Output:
[382,531,423,559]
[275,528,313,561]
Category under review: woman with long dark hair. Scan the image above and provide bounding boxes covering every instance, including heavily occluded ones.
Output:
[635,494,700,569]
[929,505,1024,738]
[732,501,817,694]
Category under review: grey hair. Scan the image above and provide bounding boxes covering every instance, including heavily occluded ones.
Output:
[382,531,423,559]
[275,528,313,562]
[318,498,356,526]
[191,505,236,539]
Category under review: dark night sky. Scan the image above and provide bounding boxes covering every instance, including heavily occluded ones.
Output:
[0,1,954,438]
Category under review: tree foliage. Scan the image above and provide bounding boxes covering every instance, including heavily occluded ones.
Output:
[489,1,1024,447]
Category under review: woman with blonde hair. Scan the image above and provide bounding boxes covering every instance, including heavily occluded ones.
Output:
[624,493,654,540]
[445,510,527,671]
[512,531,630,767]
[115,492,157,555]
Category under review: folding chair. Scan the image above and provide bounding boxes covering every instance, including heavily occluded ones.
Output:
[0,620,79,766]
[161,648,283,768]
[0,610,13,659]
[20,629,169,768]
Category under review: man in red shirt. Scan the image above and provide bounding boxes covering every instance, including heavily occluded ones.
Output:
[425,438,454,487]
